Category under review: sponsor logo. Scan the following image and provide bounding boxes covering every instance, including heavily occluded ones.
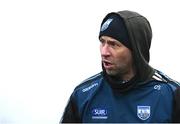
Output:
[137,106,150,120]
[100,19,113,32]
[154,85,161,90]
[92,108,108,119]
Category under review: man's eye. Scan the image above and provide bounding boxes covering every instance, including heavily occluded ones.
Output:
[100,40,104,44]
[109,42,117,47]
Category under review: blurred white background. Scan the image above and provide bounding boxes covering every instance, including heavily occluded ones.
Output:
[0,0,180,124]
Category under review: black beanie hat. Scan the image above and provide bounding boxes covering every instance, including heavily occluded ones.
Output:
[99,13,131,50]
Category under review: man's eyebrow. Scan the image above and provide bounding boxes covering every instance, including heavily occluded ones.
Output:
[99,38,105,42]
[100,38,118,43]
[107,39,119,43]
[99,37,104,41]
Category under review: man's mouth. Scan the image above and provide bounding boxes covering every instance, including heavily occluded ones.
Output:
[103,60,114,69]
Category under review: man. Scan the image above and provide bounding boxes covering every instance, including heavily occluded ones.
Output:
[60,10,180,123]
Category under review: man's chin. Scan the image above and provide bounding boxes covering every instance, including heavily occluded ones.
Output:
[105,69,118,76]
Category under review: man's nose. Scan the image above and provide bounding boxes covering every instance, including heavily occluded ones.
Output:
[101,44,111,57]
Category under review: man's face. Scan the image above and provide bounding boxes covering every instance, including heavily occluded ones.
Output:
[100,36,134,76]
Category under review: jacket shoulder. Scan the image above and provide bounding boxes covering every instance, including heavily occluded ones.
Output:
[60,73,103,123]
[74,72,103,93]
[70,72,103,104]
[152,69,180,91]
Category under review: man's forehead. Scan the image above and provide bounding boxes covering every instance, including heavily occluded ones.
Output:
[100,36,121,43]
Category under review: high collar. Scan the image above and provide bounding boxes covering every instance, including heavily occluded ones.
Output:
[103,71,139,93]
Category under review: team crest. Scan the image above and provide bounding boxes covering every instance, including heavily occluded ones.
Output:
[100,18,113,32]
[137,106,150,120]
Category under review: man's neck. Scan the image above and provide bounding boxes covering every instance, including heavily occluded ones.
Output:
[121,67,136,81]
[121,71,135,81]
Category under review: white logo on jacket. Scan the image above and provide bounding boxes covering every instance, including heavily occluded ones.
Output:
[137,106,150,120]
[82,83,98,92]
[92,108,108,119]
[154,85,161,90]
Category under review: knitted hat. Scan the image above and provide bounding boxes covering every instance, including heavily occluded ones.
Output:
[99,13,131,50]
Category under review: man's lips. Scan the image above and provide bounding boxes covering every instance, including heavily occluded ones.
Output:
[102,60,114,68]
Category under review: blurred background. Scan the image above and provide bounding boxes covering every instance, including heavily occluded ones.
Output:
[0,0,180,124]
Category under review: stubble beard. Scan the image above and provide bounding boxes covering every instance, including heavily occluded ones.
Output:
[105,63,130,78]
[105,68,123,77]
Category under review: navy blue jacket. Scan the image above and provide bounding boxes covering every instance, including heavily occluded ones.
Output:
[61,70,180,123]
